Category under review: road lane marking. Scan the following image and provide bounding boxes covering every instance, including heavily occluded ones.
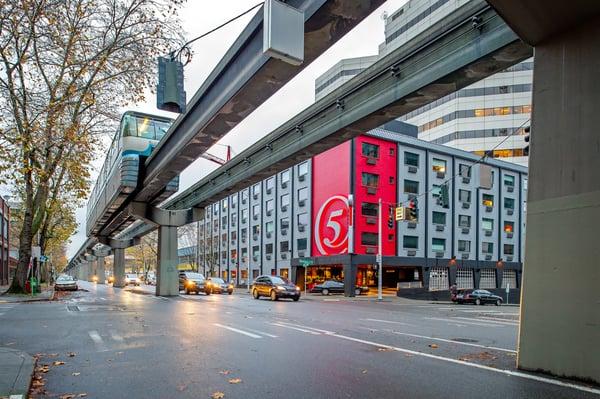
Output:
[321,332,600,395]
[214,323,262,338]
[362,318,415,327]
[477,316,519,324]
[389,331,516,353]
[242,327,278,338]
[110,330,124,342]
[425,317,503,327]
[275,321,335,335]
[270,322,321,335]
[88,330,108,351]
[454,316,518,326]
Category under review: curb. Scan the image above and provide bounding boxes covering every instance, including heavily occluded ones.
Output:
[0,347,35,399]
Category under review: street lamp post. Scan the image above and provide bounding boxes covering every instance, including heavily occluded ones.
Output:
[377,198,383,301]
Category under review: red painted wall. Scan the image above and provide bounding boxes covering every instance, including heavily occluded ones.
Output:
[311,141,351,256]
[353,136,397,256]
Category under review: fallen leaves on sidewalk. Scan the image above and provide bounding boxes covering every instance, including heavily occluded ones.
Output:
[37,364,50,373]
[211,392,225,399]
[377,347,389,352]
[72,372,81,376]
[67,352,76,357]
[218,370,231,375]
[78,394,88,397]
[361,369,368,374]
[59,394,75,399]
[228,378,242,384]
[458,351,497,362]
[428,344,439,349]
[52,360,65,366]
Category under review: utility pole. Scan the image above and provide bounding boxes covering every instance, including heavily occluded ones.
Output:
[377,198,383,301]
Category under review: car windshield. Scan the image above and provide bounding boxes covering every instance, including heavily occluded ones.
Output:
[270,276,290,285]
[186,273,204,280]
[57,276,74,282]
[211,278,224,284]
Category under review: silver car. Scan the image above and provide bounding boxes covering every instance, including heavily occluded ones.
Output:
[55,275,78,291]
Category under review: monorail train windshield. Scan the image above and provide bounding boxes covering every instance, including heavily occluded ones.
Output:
[121,114,171,141]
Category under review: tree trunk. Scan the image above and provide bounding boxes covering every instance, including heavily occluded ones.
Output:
[8,200,34,293]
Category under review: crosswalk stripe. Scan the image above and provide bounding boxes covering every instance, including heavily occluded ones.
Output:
[214,323,262,338]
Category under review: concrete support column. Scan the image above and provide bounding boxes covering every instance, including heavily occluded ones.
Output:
[518,15,600,383]
[156,225,179,296]
[343,259,357,297]
[473,268,481,289]
[96,257,105,284]
[113,248,126,288]
[421,267,430,290]
[85,256,96,282]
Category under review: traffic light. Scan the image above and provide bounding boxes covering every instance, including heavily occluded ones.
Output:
[440,183,450,208]
[388,206,395,229]
[407,198,419,222]
[523,126,531,156]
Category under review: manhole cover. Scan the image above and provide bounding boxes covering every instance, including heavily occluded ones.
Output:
[451,338,478,343]
[67,305,80,312]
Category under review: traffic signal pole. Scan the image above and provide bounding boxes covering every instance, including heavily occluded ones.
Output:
[377,198,383,301]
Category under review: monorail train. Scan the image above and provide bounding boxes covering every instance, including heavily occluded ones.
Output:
[86,111,178,237]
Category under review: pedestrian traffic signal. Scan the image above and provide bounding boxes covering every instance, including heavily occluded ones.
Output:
[388,216,394,229]
[523,126,531,156]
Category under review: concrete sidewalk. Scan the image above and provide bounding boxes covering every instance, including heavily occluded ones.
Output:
[0,289,54,304]
[0,347,35,399]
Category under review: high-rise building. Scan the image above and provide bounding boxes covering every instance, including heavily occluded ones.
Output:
[315,0,532,166]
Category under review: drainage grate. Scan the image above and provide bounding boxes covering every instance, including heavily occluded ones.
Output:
[451,338,478,343]
[67,305,80,312]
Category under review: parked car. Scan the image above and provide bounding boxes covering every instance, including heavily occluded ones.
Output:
[179,272,211,295]
[252,275,300,301]
[454,289,503,306]
[206,277,233,295]
[310,280,369,296]
[146,273,156,285]
[124,273,141,286]
[55,275,78,291]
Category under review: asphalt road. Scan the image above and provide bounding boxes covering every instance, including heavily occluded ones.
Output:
[0,282,597,399]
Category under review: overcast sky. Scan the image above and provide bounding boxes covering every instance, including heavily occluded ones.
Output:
[67,0,409,257]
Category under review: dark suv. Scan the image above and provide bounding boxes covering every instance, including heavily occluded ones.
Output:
[179,272,211,295]
[252,275,300,301]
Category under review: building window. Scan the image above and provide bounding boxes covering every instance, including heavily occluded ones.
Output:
[230,249,237,261]
[361,232,378,246]
[280,241,289,253]
[458,215,471,228]
[266,177,275,192]
[459,164,471,178]
[482,242,494,253]
[252,204,260,217]
[459,189,471,203]
[403,235,418,249]
[280,217,289,230]
[361,172,379,188]
[252,246,260,258]
[241,228,247,242]
[298,187,308,203]
[252,225,260,236]
[221,251,227,260]
[221,233,227,243]
[231,195,237,208]
[241,190,248,203]
[266,221,274,234]
[504,198,515,209]
[504,174,515,186]
[221,216,227,225]
[504,221,514,233]
[241,209,248,224]
[432,158,446,173]
[213,220,218,232]
[482,194,494,207]
[361,142,379,158]
[458,240,471,252]
[482,218,494,231]
[432,211,446,225]
[280,193,290,209]
[253,183,260,196]
[404,179,419,194]
[298,161,309,177]
[297,238,308,251]
[504,244,514,255]
[297,213,308,227]
[266,199,274,214]
[231,231,237,241]
[222,199,228,211]
[432,238,446,252]
[405,152,419,167]
[265,243,274,255]
[361,202,378,217]
[281,169,290,186]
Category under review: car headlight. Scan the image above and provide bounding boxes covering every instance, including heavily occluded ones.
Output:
[187,280,196,286]
[295,286,301,291]
[228,284,233,288]
[276,285,286,291]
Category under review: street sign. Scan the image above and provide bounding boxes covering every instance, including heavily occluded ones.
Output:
[375,254,382,263]
[395,206,405,221]
[299,258,313,267]
[40,255,48,262]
